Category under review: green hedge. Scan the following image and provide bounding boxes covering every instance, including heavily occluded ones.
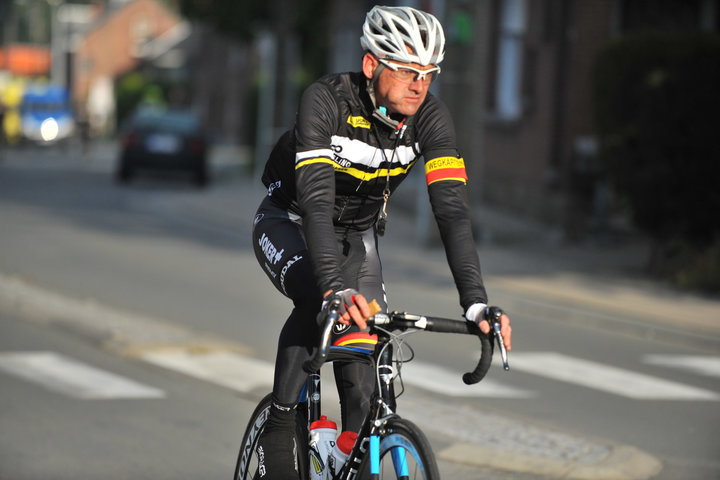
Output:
[114,72,171,130]
[592,31,720,292]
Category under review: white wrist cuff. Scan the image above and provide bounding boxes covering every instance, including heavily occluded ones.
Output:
[465,303,488,323]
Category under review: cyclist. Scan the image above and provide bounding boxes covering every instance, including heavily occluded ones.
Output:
[251,5,512,478]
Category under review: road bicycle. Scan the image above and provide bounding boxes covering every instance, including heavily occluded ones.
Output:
[233,297,509,480]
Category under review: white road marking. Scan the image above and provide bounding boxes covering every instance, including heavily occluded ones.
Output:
[140,349,275,393]
[400,360,535,398]
[140,349,534,398]
[643,355,720,378]
[510,352,720,400]
[0,351,165,399]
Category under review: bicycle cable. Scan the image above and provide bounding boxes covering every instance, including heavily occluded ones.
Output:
[373,326,417,401]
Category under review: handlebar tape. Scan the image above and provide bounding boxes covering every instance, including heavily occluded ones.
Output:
[462,333,494,384]
[414,316,495,385]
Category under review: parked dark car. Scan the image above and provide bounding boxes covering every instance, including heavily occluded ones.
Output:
[116,108,210,187]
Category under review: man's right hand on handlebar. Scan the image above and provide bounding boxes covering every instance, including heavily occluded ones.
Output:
[323,288,371,329]
[465,303,512,351]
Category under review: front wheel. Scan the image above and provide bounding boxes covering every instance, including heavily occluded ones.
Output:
[233,393,309,480]
[357,418,440,480]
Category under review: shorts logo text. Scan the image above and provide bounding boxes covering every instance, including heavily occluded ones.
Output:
[280,254,303,294]
[259,233,284,265]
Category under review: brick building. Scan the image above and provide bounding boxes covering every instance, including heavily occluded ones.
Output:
[73,0,183,133]
[435,0,718,239]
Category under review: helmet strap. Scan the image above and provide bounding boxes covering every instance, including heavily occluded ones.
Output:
[365,62,385,107]
[366,63,401,130]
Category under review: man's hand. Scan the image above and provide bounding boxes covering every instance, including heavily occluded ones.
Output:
[465,303,512,351]
[324,289,371,329]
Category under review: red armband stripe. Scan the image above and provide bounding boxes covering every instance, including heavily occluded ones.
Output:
[426,167,468,185]
[425,157,468,185]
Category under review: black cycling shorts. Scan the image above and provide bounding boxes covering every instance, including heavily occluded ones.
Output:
[252,195,387,308]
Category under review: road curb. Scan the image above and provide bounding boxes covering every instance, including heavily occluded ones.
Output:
[401,395,662,480]
[438,442,662,480]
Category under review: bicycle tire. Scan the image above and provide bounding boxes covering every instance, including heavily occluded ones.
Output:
[233,393,309,480]
[356,417,440,480]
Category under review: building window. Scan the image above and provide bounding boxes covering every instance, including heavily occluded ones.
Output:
[494,0,528,120]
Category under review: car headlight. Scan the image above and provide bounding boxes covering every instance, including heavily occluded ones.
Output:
[40,118,59,142]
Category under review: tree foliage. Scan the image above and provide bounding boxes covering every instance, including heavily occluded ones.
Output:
[178,0,331,81]
[592,31,720,292]
[178,0,270,41]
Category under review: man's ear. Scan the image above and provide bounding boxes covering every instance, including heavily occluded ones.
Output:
[362,53,378,80]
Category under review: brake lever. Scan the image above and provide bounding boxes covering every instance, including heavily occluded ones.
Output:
[486,306,510,371]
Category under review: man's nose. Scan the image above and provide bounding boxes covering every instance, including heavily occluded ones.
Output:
[408,77,425,90]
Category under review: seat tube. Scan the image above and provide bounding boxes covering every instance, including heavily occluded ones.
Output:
[308,372,321,422]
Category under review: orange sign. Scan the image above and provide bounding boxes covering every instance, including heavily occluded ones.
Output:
[0,45,51,76]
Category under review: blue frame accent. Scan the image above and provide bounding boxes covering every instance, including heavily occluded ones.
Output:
[391,446,410,477]
[298,382,308,403]
[370,435,380,474]
[329,345,375,354]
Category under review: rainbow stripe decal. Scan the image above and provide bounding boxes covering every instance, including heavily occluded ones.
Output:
[333,332,378,351]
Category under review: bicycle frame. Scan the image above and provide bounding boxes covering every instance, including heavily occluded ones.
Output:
[298,300,507,480]
[299,333,404,480]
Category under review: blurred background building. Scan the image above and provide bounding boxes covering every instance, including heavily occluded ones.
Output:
[1,0,718,290]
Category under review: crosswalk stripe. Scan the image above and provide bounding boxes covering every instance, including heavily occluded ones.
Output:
[4,348,717,403]
[0,351,165,399]
[400,360,535,398]
[643,355,720,378]
[140,348,533,398]
[140,349,274,393]
[510,352,720,400]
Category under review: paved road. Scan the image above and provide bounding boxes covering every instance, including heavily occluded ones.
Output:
[1,143,719,479]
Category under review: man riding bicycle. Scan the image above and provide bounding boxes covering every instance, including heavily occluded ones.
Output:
[251,5,512,478]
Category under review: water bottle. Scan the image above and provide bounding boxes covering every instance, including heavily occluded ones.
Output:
[326,430,358,478]
[308,416,337,480]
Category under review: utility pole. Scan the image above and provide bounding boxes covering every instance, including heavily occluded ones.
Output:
[413,0,492,246]
[441,0,491,207]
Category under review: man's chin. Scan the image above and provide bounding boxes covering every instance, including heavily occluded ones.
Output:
[394,104,422,117]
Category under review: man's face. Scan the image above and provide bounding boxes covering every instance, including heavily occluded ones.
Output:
[363,54,438,117]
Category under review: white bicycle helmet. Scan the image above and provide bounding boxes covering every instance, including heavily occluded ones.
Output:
[361,5,445,66]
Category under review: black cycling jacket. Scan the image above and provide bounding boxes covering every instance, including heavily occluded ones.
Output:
[261,71,487,310]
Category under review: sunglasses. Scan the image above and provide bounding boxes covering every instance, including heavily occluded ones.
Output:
[377,58,441,84]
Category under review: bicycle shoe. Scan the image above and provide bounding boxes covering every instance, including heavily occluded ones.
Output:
[256,402,299,479]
